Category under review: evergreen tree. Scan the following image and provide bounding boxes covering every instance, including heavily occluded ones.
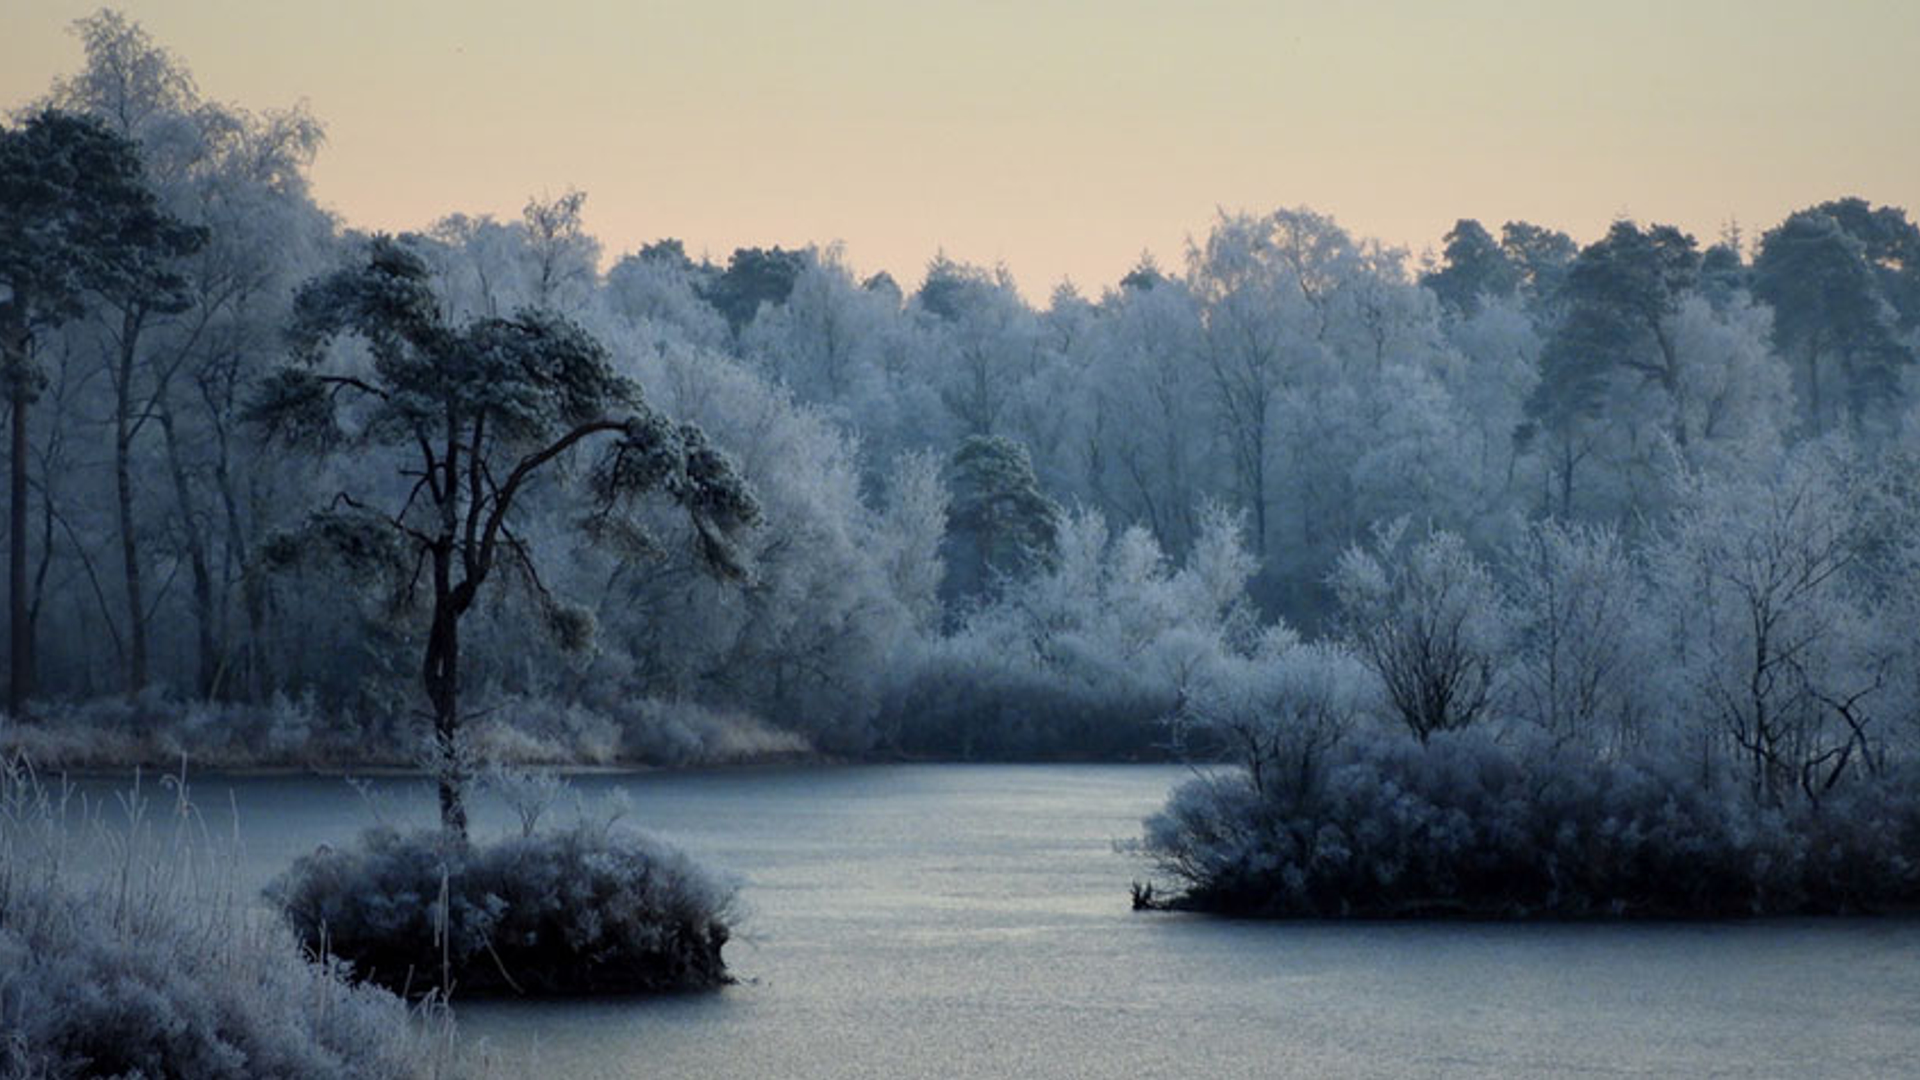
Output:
[251,236,758,834]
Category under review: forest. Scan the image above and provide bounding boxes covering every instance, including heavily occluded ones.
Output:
[3,11,1920,817]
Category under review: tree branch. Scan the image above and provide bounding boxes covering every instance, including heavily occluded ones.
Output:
[474,417,627,584]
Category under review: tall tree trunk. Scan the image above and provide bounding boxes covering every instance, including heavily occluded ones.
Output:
[114,313,148,696]
[424,545,468,838]
[1805,342,1824,435]
[7,326,31,718]
[210,425,261,699]
[158,392,217,697]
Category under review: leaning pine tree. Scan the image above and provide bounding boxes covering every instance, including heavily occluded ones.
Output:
[251,236,758,836]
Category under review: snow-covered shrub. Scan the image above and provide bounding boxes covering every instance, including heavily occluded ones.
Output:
[1331,524,1511,742]
[268,819,736,998]
[885,508,1256,759]
[0,692,364,770]
[1648,443,1893,805]
[610,697,812,765]
[561,326,913,753]
[0,688,811,771]
[0,758,448,1079]
[481,764,570,837]
[1139,726,1920,918]
[1504,520,1658,752]
[1169,633,1379,802]
[465,695,625,765]
[885,636,1174,759]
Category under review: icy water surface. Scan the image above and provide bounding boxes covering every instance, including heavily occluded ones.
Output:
[70,765,1920,1078]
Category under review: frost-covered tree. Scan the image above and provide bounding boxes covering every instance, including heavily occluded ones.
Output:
[603,240,731,351]
[1184,209,1483,616]
[1652,446,1888,805]
[1331,524,1509,742]
[45,8,330,700]
[911,255,1040,439]
[1076,273,1213,552]
[1176,635,1376,801]
[1504,520,1651,750]
[739,243,916,452]
[599,334,903,749]
[874,450,949,635]
[1436,293,1541,517]
[1187,209,1341,560]
[900,505,1257,758]
[422,190,600,322]
[252,237,758,833]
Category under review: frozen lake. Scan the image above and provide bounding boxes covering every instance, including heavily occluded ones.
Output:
[65,764,1920,1078]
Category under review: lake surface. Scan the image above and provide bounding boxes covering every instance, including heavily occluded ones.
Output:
[65,764,1920,1078]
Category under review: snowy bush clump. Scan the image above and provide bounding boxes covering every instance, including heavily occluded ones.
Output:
[267,818,736,998]
[0,691,347,770]
[885,641,1174,759]
[0,690,814,771]
[1138,727,1920,918]
[885,507,1257,760]
[0,758,450,1079]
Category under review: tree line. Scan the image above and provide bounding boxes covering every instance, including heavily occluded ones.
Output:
[5,13,1919,796]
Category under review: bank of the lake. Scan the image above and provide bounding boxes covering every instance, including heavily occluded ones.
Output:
[55,764,1920,1079]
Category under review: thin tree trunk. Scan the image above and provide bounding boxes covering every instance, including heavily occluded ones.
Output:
[7,337,31,718]
[114,311,148,696]
[158,391,217,697]
[210,425,261,699]
[425,546,468,837]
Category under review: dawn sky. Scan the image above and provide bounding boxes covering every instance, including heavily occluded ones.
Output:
[3,0,1915,296]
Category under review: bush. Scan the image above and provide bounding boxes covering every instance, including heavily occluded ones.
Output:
[0,759,448,1079]
[0,691,400,770]
[885,644,1174,759]
[0,690,815,771]
[268,821,736,998]
[1139,727,1920,918]
[881,507,1255,761]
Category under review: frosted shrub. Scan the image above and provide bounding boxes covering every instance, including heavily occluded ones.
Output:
[0,758,449,1079]
[1651,446,1891,805]
[1172,635,1377,802]
[1140,727,1920,918]
[0,693,359,769]
[887,635,1172,759]
[482,764,569,837]
[268,820,736,997]
[1331,524,1511,743]
[888,507,1255,759]
[466,696,623,765]
[611,697,811,765]
[1504,521,1654,751]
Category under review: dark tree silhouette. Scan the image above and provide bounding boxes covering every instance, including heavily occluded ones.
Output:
[1755,200,1917,435]
[1422,219,1518,317]
[252,236,758,834]
[944,434,1060,602]
[701,246,807,334]
[0,108,201,715]
[1525,221,1699,512]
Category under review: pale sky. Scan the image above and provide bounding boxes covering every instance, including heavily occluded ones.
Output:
[3,1,1916,297]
